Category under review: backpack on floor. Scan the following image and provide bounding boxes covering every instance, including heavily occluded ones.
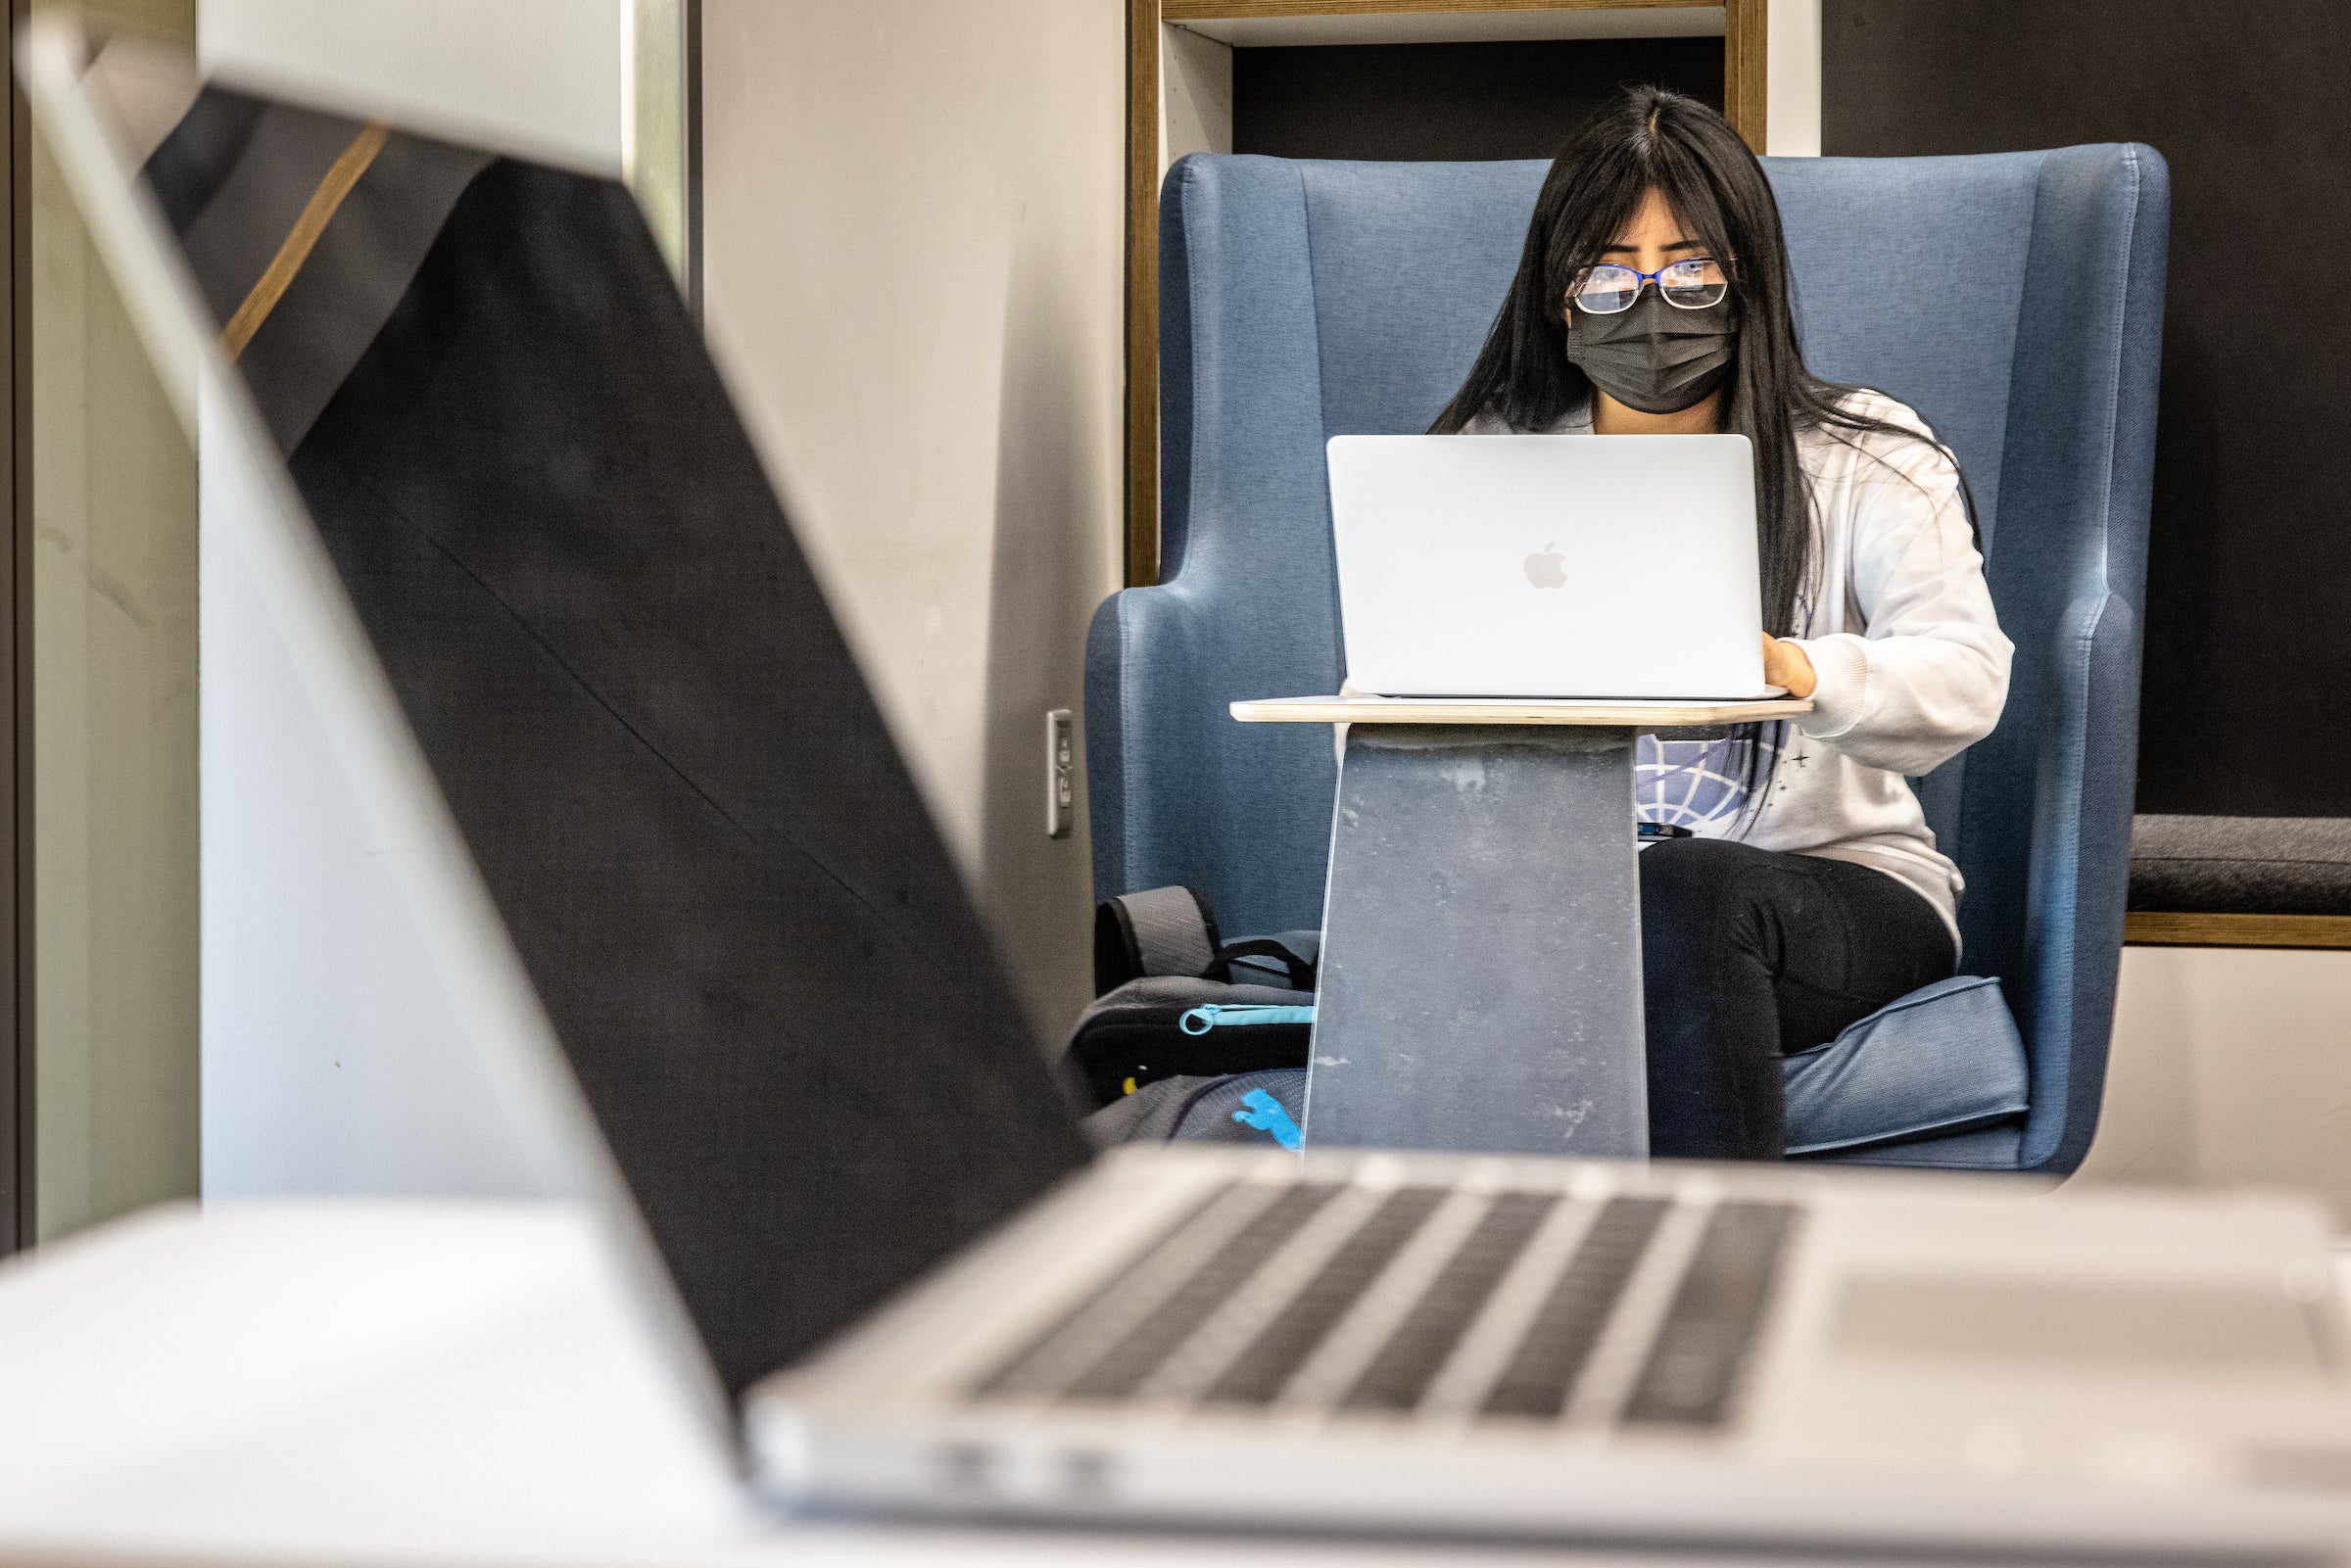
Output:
[1083,1068,1308,1150]
[1066,886,1319,1108]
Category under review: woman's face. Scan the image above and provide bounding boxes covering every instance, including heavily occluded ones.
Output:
[1559,184,1741,423]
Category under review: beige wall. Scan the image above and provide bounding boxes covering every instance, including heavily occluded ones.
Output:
[2077,945,2351,1217]
[32,0,201,1241]
[1162,24,1233,167]
[1765,0,1822,156]
[698,2,1125,1038]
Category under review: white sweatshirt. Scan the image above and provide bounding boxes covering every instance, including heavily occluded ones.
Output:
[1455,391,2013,943]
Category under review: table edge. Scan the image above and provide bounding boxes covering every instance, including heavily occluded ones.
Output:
[1229,695,1816,726]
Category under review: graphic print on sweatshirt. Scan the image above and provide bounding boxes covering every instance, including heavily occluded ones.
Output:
[1635,726,1782,832]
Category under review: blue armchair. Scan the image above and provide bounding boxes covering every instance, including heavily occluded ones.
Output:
[1086,149,2168,1174]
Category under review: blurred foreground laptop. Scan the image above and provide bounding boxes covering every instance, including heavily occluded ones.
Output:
[26,19,2351,1557]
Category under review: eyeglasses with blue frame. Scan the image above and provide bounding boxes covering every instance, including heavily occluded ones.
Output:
[1567,258,1731,314]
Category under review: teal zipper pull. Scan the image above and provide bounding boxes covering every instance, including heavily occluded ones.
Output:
[1178,1003,1318,1035]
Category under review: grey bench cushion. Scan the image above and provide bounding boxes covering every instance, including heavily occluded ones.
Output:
[2130,815,2351,917]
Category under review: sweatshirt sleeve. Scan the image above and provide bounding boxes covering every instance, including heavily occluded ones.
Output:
[1785,433,2012,777]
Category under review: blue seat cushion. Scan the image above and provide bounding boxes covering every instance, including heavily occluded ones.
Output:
[1809,1122,2025,1170]
[1783,975,2029,1158]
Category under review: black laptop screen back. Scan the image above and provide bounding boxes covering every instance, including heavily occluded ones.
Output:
[147,89,1093,1399]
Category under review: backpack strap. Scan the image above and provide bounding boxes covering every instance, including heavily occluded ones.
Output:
[1093,885,1222,994]
[1210,936,1318,991]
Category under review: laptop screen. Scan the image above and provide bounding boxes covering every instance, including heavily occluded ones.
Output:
[135,77,1093,1400]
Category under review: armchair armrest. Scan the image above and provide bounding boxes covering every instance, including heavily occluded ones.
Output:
[2018,588,2140,1170]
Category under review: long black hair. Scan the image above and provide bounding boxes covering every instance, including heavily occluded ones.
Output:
[1434,86,1973,809]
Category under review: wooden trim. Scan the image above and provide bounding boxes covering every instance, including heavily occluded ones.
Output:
[1722,0,1766,152]
[1166,0,1714,16]
[220,122,390,358]
[1127,0,1760,587]
[1126,0,1161,588]
[2125,912,2351,951]
[3,0,26,1255]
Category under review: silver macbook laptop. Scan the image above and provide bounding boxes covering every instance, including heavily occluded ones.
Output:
[1328,433,1771,700]
[30,20,2351,1558]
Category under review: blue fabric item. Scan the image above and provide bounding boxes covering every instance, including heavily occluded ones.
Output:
[1808,1121,2025,1170]
[1234,1087,1306,1150]
[1088,149,2169,1175]
[1782,976,2028,1157]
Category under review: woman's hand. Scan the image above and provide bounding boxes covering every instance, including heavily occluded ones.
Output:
[1762,634,1817,699]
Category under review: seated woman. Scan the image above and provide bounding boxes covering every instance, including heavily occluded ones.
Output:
[1432,86,2011,1160]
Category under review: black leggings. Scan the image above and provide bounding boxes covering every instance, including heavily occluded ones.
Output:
[1639,837,1956,1162]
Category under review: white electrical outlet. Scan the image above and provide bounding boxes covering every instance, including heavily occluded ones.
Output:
[1045,709,1075,838]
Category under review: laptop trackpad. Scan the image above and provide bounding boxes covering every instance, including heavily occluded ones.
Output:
[1836,1276,2328,1372]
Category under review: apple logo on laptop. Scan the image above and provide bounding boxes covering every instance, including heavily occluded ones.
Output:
[1523,543,1566,590]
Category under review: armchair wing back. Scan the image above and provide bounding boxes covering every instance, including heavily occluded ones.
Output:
[1087,148,2168,1174]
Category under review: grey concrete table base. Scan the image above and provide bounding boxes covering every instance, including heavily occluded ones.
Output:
[1303,724,1648,1159]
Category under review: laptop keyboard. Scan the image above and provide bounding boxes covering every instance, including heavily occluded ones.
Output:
[976,1179,1798,1432]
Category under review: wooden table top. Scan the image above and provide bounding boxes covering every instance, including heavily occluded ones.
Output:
[1229,694,1816,727]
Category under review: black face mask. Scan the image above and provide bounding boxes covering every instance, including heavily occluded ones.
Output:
[1562,290,1738,415]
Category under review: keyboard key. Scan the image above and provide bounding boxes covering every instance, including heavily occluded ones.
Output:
[1203,1187,1449,1406]
[1619,1201,1797,1429]
[1342,1190,1558,1414]
[1062,1183,1341,1402]
[1481,1197,1669,1420]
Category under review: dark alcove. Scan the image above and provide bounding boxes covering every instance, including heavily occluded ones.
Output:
[1231,37,1726,163]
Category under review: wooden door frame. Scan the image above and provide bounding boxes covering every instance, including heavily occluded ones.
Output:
[1125,0,1766,587]
[3,0,30,1254]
